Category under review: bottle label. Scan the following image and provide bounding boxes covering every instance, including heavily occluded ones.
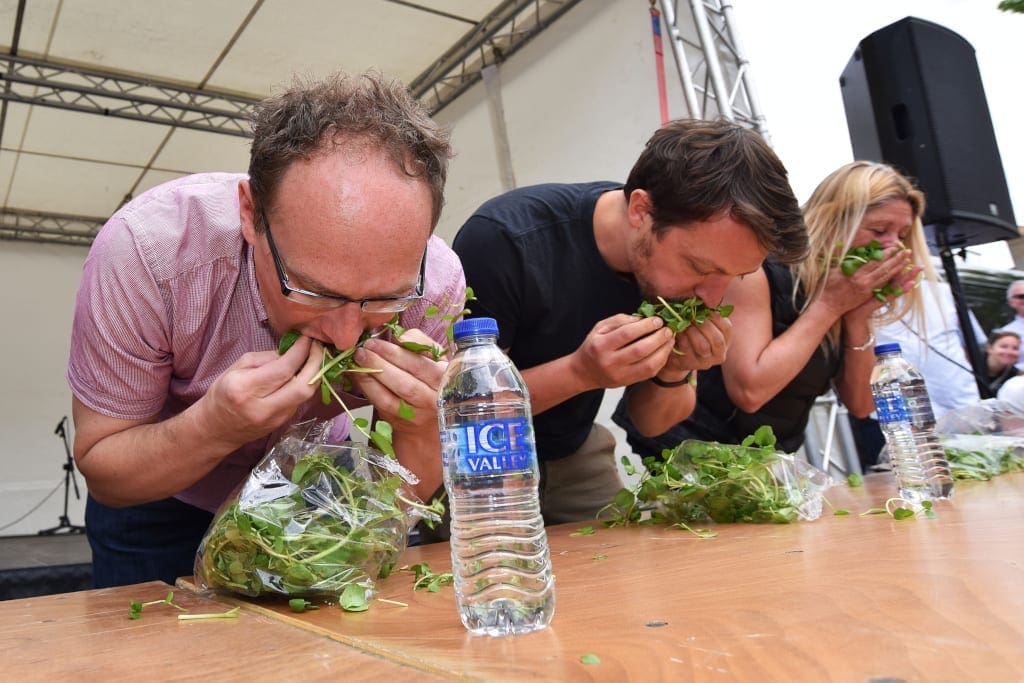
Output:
[874,393,909,425]
[444,417,536,474]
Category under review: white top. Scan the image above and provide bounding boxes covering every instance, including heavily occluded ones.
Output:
[875,280,985,417]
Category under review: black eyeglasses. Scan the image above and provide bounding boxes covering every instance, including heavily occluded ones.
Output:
[260,208,425,313]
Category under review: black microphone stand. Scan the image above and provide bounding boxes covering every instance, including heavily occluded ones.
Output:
[38,416,86,536]
[934,226,995,400]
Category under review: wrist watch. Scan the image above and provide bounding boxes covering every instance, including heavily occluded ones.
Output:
[651,370,697,387]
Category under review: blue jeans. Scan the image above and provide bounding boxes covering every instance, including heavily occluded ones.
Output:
[86,494,213,588]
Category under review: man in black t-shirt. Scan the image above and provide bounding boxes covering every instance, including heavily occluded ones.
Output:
[452,119,808,524]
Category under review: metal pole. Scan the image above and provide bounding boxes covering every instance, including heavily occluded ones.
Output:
[659,0,701,118]
[936,229,993,398]
[718,0,768,136]
[688,0,733,120]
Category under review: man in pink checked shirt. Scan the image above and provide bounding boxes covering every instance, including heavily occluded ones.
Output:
[66,72,465,588]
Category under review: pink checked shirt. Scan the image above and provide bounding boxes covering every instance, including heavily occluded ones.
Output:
[67,172,465,512]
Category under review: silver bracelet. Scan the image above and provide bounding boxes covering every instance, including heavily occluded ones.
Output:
[845,332,876,352]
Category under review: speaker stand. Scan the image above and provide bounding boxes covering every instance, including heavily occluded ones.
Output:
[935,227,994,399]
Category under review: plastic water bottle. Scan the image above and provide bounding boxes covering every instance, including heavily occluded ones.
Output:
[869,342,954,501]
[437,317,555,636]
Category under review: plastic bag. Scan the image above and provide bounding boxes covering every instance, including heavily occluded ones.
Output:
[605,427,832,526]
[933,399,1024,480]
[193,419,438,600]
[651,439,831,524]
[935,398,1024,437]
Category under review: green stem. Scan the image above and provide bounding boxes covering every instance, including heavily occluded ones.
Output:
[656,295,686,324]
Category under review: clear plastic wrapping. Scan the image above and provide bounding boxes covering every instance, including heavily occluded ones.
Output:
[934,399,1024,480]
[649,439,831,524]
[193,419,437,599]
[605,428,832,526]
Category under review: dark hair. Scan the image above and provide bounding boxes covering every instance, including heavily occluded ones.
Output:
[989,329,1021,346]
[248,70,452,229]
[623,119,807,264]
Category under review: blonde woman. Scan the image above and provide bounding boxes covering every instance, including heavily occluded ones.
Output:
[616,160,932,455]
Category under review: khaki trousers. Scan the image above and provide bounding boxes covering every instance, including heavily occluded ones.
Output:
[539,423,626,525]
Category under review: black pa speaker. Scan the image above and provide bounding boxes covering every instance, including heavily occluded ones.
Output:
[840,16,1017,249]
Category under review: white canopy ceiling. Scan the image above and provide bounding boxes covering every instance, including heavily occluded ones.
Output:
[0,0,581,244]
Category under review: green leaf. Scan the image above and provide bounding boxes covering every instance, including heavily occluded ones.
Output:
[846,473,863,488]
[833,509,850,516]
[891,507,915,520]
[570,525,595,536]
[620,456,637,477]
[398,399,415,421]
[580,654,601,666]
[634,296,734,333]
[397,339,436,355]
[407,563,453,592]
[340,584,370,612]
[370,425,396,459]
[278,330,302,354]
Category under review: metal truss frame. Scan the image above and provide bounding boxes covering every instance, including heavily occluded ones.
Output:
[659,0,768,137]
[0,207,104,247]
[410,0,585,115]
[0,53,257,137]
[1,0,586,244]
[4,0,765,245]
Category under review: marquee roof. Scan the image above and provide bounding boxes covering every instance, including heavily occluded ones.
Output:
[0,0,581,245]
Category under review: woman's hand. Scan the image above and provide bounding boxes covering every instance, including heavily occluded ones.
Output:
[821,246,919,318]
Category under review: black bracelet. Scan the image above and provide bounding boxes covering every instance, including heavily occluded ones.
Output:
[650,371,695,388]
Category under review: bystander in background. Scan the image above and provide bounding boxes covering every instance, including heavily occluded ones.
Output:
[996,280,1024,370]
[983,329,1021,395]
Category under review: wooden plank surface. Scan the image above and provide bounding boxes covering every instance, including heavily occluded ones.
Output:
[0,580,450,681]
[180,471,1024,682]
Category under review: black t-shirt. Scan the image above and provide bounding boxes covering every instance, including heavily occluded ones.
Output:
[614,259,842,455]
[452,182,643,460]
[986,363,1019,395]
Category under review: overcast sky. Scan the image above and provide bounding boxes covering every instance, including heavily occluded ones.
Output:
[730,0,1022,270]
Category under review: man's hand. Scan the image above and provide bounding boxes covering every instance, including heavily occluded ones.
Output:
[197,334,323,450]
[350,328,448,499]
[658,313,733,379]
[569,313,678,390]
[73,336,324,507]
[351,329,446,429]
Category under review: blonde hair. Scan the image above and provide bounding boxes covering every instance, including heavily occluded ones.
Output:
[793,161,937,350]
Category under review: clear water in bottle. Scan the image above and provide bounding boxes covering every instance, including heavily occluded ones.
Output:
[437,317,555,636]
[870,342,954,501]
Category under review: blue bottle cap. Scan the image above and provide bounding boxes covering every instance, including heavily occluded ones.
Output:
[453,317,499,340]
[874,342,902,354]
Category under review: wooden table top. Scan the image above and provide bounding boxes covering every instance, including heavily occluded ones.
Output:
[175,471,1024,682]
[0,579,447,681]
[4,472,1020,681]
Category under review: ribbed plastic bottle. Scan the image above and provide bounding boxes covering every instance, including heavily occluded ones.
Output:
[436,317,555,636]
[869,342,954,501]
